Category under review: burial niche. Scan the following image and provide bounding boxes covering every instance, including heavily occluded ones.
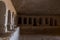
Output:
[33,18,37,26]
[7,10,11,31]
[0,1,6,33]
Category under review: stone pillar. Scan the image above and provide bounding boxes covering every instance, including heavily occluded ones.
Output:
[27,17,29,25]
[5,9,8,32]
[10,13,13,30]
[12,15,14,29]
[32,17,33,26]
[22,17,24,26]
[12,12,15,29]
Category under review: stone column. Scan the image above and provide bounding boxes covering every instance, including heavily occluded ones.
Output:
[12,12,15,29]
[5,9,8,32]
[27,17,29,25]
[22,17,24,26]
[10,12,13,30]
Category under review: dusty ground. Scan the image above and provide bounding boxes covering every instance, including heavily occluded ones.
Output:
[20,28,60,36]
[20,35,60,40]
[20,27,60,40]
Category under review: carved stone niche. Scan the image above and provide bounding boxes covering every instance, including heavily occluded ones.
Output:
[7,10,15,31]
[7,10,11,31]
[0,1,6,33]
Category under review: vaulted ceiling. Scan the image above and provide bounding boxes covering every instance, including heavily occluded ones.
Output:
[11,0,60,14]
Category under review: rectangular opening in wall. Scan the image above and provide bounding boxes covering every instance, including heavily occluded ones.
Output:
[18,17,22,24]
[45,18,48,24]
[33,18,37,26]
[29,17,32,24]
[50,18,53,26]
[23,18,27,24]
[39,18,42,25]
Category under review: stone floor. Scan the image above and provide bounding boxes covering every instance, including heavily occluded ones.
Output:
[20,27,60,40]
[20,35,60,40]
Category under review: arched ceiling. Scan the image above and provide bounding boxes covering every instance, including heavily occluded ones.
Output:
[11,0,60,14]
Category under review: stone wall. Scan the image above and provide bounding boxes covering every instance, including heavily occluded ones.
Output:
[0,0,17,33]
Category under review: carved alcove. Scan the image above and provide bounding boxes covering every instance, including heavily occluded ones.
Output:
[0,1,6,33]
[7,10,15,31]
[7,10,11,31]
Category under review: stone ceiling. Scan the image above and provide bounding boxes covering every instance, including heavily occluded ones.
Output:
[11,0,60,14]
